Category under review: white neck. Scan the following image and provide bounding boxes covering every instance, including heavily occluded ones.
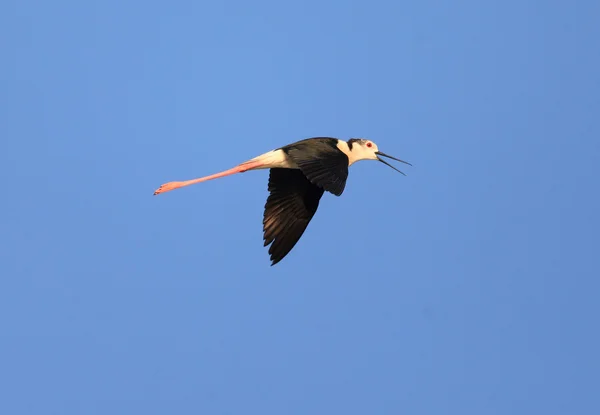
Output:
[336,140,358,165]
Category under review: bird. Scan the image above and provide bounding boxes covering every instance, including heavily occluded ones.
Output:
[153,137,411,265]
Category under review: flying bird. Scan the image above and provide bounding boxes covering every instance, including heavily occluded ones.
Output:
[153,137,411,265]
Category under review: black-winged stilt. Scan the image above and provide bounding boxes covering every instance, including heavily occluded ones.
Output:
[154,137,411,265]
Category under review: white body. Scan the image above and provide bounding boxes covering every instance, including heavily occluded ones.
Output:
[247,150,298,169]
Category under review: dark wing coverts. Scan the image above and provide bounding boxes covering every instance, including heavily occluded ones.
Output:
[282,138,349,196]
[263,168,325,265]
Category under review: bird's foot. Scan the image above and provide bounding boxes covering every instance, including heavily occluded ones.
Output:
[153,181,182,195]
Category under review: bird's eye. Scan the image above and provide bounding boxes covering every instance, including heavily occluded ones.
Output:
[366,142,373,148]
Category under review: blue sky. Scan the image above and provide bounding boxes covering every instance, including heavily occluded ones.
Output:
[2,0,599,413]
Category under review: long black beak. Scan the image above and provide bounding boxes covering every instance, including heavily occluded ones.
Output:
[375,151,412,175]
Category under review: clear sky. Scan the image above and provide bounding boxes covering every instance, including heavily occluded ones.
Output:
[2,1,599,414]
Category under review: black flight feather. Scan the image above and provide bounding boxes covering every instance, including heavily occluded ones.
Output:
[263,168,325,265]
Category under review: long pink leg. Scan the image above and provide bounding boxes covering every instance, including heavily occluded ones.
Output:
[153,160,263,195]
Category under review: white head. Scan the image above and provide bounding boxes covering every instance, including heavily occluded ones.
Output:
[347,138,380,161]
[347,138,412,175]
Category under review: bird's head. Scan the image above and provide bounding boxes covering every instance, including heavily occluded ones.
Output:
[347,138,412,175]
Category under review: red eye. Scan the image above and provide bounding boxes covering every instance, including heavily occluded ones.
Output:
[366,142,373,148]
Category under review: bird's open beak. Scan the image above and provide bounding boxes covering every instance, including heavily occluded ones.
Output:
[375,151,412,175]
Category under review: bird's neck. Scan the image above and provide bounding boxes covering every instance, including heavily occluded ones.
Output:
[337,140,361,166]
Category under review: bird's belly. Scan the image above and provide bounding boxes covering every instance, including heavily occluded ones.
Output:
[248,149,299,170]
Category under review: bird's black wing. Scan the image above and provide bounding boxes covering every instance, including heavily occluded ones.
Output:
[281,138,349,196]
[263,168,325,265]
